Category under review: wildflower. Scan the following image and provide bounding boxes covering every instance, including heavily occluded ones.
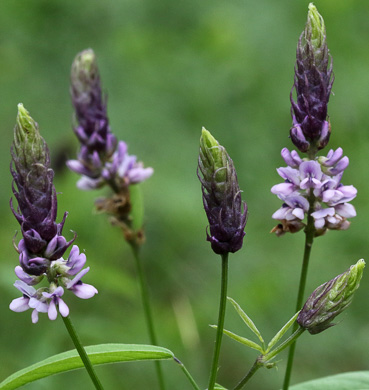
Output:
[271,147,357,235]
[198,128,247,254]
[67,49,153,244]
[297,259,365,334]
[290,3,334,153]
[9,104,97,323]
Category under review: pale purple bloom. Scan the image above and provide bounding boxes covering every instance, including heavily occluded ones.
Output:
[66,267,98,299]
[272,148,357,235]
[299,161,323,190]
[43,287,69,320]
[66,245,86,275]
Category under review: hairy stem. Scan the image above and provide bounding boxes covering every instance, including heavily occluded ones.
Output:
[208,253,229,390]
[282,193,315,390]
[131,244,166,390]
[62,315,104,390]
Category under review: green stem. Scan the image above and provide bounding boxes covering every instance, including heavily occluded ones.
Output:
[233,359,262,390]
[233,327,305,390]
[62,315,104,390]
[131,244,166,390]
[264,327,305,362]
[208,253,229,390]
[174,357,202,390]
[282,193,316,390]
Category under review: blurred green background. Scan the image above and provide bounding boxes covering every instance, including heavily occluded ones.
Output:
[0,0,368,389]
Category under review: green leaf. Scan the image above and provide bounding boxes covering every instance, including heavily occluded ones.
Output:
[266,311,300,353]
[0,344,174,390]
[289,371,369,390]
[211,325,263,353]
[214,384,228,390]
[228,297,264,345]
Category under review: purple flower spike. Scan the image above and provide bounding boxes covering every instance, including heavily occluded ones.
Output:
[68,49,153,245]
[290,4,333,153]
[198,128,247,255]
[9,105,97,323]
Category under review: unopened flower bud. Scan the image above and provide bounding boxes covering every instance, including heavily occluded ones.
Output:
[297,259,365,334]
[12,104,48,172]
[198,128,247,255]
[290,3,334,153]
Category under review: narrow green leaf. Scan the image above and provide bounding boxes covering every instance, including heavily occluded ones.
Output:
[288,371,369,390]
[228,297,264,345]
[0,344,174,390]
[215,384,228,390]
[266,311,300,353]
[211,325,263,353]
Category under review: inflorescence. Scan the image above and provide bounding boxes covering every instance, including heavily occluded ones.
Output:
[10,104,97,323]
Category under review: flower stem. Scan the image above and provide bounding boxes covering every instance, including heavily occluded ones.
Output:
[208,253,229,390]
[131,244,166,390]
[174,357,202,390]
[282,194,315,390]
[233,359,262,390]
[62,315,104,390]
[233,327,305,390]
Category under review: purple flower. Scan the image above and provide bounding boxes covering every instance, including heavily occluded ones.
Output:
[68,49,153,193]
[67,50,153,245]
[290,4,334,153]
[43,287,69,320]
[198,128,247,254]
[9,105,98,323]
[66,268,98,299]
[271,147,357,235]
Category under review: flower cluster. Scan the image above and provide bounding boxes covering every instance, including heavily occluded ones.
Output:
[271,147,357,236]
[10,104,97,323]
[66,49,153,192]
[198,128,247,255]
[66,49,153,244]
[297,259,365,334]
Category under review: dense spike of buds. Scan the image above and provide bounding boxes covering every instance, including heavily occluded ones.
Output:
[198,128,247,255]
[11,104,58,250]
[271,147,357,236]
[297,259,365,334]
[10,105,97,323]
[67,49,153,245]
[290,3,334,153]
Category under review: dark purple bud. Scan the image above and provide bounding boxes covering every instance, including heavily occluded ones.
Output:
[290,124,310,153]
[19,250,48,276]
[290,4,334,153]
[198,128,247,255]
[44,234,76,261]
[22,229,47,254]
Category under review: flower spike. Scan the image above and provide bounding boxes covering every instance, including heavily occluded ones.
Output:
[198,128,247,255]
[9,105,97,323]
